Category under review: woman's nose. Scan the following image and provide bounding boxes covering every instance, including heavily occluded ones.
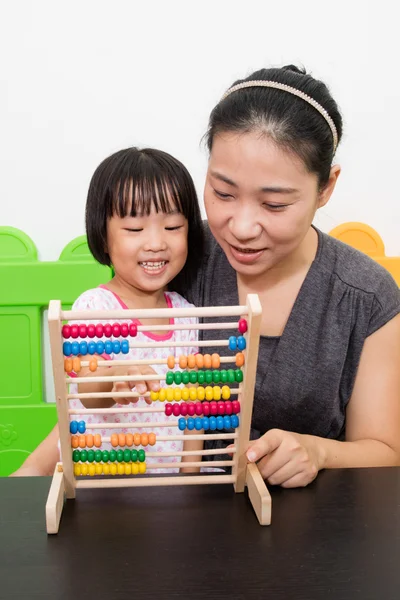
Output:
[229,204,262,241]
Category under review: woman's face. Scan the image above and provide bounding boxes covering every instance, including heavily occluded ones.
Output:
[204,131,332,277]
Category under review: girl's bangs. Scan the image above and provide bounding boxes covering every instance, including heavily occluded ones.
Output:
[112,173,185,218]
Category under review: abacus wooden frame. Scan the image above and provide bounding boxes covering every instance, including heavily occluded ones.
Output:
[45,295,271,533]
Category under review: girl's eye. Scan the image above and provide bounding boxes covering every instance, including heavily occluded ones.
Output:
[213,189,233,199]
[165,226,183,231]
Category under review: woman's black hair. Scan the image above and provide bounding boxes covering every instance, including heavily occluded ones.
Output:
[206,65,343,189]
[85,147,203,289]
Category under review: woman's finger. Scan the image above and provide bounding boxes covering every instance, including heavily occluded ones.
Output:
[246,429,283,463]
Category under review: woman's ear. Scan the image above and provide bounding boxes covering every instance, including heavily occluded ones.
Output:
[318,164,341,209]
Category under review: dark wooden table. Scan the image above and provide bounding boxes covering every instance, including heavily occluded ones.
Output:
[1,468,399,600]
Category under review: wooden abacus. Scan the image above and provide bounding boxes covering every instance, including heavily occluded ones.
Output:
[45,295,271,533]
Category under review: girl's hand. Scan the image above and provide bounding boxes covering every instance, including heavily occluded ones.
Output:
[112,365,160,405]
[246,429,325,488]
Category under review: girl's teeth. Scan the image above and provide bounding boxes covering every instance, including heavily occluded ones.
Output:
[140,261,166,269]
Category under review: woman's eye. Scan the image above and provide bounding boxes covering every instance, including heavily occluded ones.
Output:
[125,228,143,232]
[264,204,287,211]
[213,189,233,199]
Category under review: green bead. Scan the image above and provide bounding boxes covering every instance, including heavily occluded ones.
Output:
[72,450,80,463]
[174,371,182,385]
[197,370,205,384]
[138,449,146,462]
[116,449,124,462]
[212,370,220,383]
[131,449,138,462]
[94,450,102,463]
[166,371,174,385]
[235,369,244,382]
[102,450,110,462]
[80,449,88,462]
[87,449,95,463]
[109,449,117,462]
[205,370,213,384]
[182,371,190,384]
[220,370,228,383]
[189,371,197,384]
[227,369,236,383]
[124,449,131,462]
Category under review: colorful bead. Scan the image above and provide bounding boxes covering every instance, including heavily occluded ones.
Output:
[124,463,132,475]
[172,404,181,417]
[189,371,197,384]
[231,414,239,428]
[111,433,118,447]
[70,325,79,339]
[120,323,129,337]
[95,324,103,337]
[80,341,88,355]
[220,369,228,383]
[235,353,245,367]
[211,353,220,369]
[181,388,190,401]
[195,417,203,431]
[197,370,205,385]
[217,401,225,415]
[131,449,138,462]
[103,323,112,338]
[139,462,146,474]
[180,403,188,416]
[124,449,131,462]
[179,355,187,369]
[87,449,95,463]
[178,417,186,431]
[86,434,94,448]
[81,464,88,476]
[195,354,204,369]
[89,358,98,372]
[202,417,210,430]
[209,416,217,430]
[112,324,121,337]
[221,385,231,400]
[104,340,114,355]
[133,433,141,446]
[63,342,72,357]
[72,357,81,373]
[148,433,156,446]
[78,324,87,338]
[225,401,233,415]
[203,354,212,369]
[232,400,240,413]
[141,433,149,447]
[224,415,232,429]
[129,323,138,337]
[187,354,196,369]
[95,464,103,475]
[205,386,214,401]
[167,355,175,369]
[202,402,210,416]
[238,318,248,334]
[88,341,97,355]
[117,463,125,475]
[187,417,195,430]
[138,449,146,462]
[235,369,244,383]
[227,369,235,383]
[95,450,102,462]
[213,386,221,400]
[150,390,159,401]
[113,341,121,354]
[74,463,81,476]
[189,388,197,401]
[70,420,78,434]
[211,370,219,384]
[237,336,246,351]
[121,340,129,354]
[77,420,86,434]
[118,434,126,447]
[126,433,134,447]
[116,450,124,462]
[103,464,110,475]
[182,371,190,385]
[228,336,237,351]
[96,341,105,354]
[87,324,96,338]
[158,388,166,402]
[131,463,139,475]
[80,450,88,462]
[166,388,174,402]
[78,435,86,448]
[165,403,173,416]
[72,449,80,462]
[110,449,117,462]
[94,434,101,447]
[166,372,174,385]
[173,388,181,401]
[71,436,79,448]
[102,450,110,462]
[216,416,224,430]
[205,370,213,384]
[110,463,117,476]
[195,402,203,416]
[197,386,205,401]
[62,324,71,339]
[71,341,80,355]
[174,371,182,385]
[187,403,195,416]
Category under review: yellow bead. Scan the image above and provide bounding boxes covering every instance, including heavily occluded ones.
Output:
[118,463,125,475]
[89,464,96,476]
[96,463,103,475]
[221,385,231,400]
[205,386,213,401]
[197,386,205,401]
[74,464,82,476]
[110,463,117,476]
[131,462,139,475]
[158,388,166,402]
[150,390,159,402]
[213,386,221,400]
[81,464,88,476]
[174,388,182,401]
[103,463,110,475]
[181,388,190,401]
[124,463,132,475]
[166,388,174,402]
[139,462,146,474]
[189,387,197,401]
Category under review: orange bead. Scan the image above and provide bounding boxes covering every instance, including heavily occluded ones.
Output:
[195,354,204,369]
[126,433,134,447]
[79,435,86,448]
[86,434,94,448]
[167,355,175,369]
[148,433,156,446]
[211,353,220,369]
[71,435,79,448]
[118,433,126,447]
[179,355,188,369]
[141,433,149,447]
[72,357,81,373]
[64,358,73,372]
[94,434,101,447]
[111,433,119,447]
[203,354,212,369]
[187,354,196,369]
[134,433,141,446]
[235,352,245,367]
[89,358,98,372]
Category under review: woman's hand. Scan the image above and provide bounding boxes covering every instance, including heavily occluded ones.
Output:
[111,365,160,405]
[246,429,325,488]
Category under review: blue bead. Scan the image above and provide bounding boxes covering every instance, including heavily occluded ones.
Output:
[88,341,97,355]
[178,418,186,431]
[231,414,239,428]
[113,341,121,354]
[71,341,80,356]
[187,417,195,431]
[79,341,88,355]
[194,417,203,431]
[104,340,113,355]
[121,340,129,354]
[216,416,224,430]
[77,420,86,434]
[69,420,78,434]
[209,416,217,430]
[202,417,210,430]
[96,341,105,354]
[224,415,232,429]
[237,336,246,350]
[228,336,237,351]
[63,341,71,356]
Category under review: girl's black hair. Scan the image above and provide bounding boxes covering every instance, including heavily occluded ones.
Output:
[206,65,343,189]
[85,147,203,289]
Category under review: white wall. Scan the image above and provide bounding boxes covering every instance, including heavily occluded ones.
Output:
[1,0,399,258]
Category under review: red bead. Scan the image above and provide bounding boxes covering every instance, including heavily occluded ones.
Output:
[87,324,96,338]
[187,403,195,416]
[62,325,71,339]
[210,401,218,416]
[195,402,203,416]
[70,325,79,339]
[172,404,181,417]
[238,318,248,334]
[232,400,240,414]
[217,401,225,415]
[165,403,173,416]
[103,323,112,338]
[129,322,138,337]
[120,323,129,337]
[180,403,188,416]
[111,323,120,337]
[78,324,87,338]
[95,324,103,337]
[224,401,233,415]
[202,402,210,416]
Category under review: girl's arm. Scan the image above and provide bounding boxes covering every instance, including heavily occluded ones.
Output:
[181,430,204,473]
[10,425,60,477]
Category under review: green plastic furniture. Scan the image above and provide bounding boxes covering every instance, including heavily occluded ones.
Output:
[0,226,111,476]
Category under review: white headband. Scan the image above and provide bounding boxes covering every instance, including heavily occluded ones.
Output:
[221,80,338,153]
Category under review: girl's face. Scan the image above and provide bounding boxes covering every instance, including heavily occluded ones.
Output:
[106,204,188,294]
[204,131,338,277]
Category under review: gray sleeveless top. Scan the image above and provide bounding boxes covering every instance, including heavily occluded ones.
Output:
[173,224,400,457]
